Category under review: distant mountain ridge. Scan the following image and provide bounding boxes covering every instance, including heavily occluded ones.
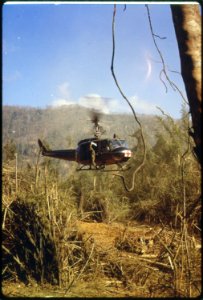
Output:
[3,105,161,158]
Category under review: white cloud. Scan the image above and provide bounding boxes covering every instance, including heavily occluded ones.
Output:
[78,94,157,114]
[51,98,75,107]
[51,82,158,115]
[52,91,119,113]
[78,93,157,115]
[51,81,74,107]
[79,94,116,114]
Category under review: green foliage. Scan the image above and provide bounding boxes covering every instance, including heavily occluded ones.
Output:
[126,107,200,228]
[70,171,130,223]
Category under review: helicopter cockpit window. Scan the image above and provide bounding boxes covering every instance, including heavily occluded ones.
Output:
[109,139,128,150]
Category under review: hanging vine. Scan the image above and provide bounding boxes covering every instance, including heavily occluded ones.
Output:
[111,4,146,192]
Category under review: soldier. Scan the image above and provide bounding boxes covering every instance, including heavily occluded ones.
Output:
[89,141,97,168]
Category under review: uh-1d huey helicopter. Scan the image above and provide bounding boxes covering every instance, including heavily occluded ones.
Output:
[38,110,132,171]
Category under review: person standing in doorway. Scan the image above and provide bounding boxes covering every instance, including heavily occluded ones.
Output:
[89,141,97,168]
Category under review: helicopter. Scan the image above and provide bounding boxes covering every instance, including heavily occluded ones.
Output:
[38,110,132,171]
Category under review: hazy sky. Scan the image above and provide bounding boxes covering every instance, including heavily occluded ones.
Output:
[3,2,189,118]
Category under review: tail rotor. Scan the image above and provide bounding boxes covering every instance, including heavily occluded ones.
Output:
[38,139,47,154]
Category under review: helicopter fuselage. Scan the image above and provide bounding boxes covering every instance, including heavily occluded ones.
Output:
[76,138,131,167]
[38,137,132,169]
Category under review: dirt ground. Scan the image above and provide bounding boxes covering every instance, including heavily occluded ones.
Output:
[2,220,201,298]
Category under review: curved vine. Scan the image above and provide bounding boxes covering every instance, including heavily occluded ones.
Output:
[110,4,146,192]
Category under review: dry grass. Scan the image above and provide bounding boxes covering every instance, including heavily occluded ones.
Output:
[2,218,201,298]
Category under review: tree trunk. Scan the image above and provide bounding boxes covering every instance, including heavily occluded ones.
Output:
[170,4,201,163]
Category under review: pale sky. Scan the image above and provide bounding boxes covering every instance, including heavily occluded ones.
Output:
[3,2,191,118]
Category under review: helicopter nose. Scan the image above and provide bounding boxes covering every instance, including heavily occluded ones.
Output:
[122,149,132,158]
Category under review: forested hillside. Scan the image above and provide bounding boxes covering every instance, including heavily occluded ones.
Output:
[3,105,160,156]
[2,104,201,297]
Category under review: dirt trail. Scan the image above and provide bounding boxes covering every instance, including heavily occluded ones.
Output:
[77,220,159,253]
[77,221,127,251]
[2,221,201,298]
[75,220,169,297]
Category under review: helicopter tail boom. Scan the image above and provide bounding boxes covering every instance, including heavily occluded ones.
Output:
[38,139,76,161]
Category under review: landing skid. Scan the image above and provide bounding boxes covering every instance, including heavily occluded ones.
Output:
[117,165,131,172]
[76,164,105,171]
[76,164,131,172]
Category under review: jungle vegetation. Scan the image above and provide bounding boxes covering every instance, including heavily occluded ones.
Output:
[2,104,201,297]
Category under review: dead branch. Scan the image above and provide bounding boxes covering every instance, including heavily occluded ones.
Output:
[2,199,15,230]
[138,257,173,272]
[64,242,95,294]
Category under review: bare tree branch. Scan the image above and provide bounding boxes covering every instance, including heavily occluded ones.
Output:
[145,5,188,105]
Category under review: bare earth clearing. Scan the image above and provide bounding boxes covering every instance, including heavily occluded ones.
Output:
[2,220,201,298]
